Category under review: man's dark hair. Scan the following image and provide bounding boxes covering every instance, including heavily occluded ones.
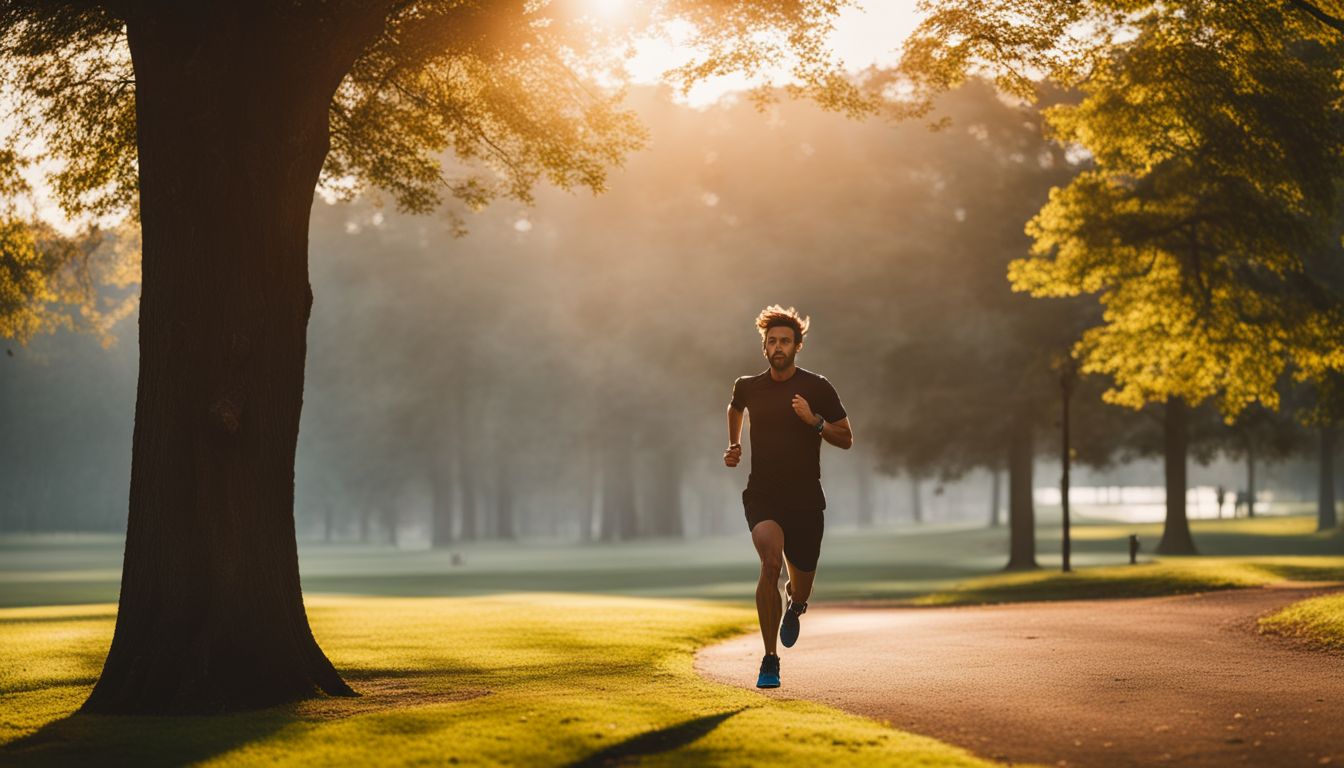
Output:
[755,304,809,346]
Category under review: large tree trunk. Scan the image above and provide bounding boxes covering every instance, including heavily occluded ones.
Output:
[1319,426,1337,531]
[84,8,379,714]
[1157,399,1197,554]
[1005,419,1037,571]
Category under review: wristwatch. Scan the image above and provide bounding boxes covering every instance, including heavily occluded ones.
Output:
[813,415,825,433]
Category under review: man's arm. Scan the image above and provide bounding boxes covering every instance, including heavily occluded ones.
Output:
[725,405,744,467]
[792,394,853,450]
[821,417,853,450]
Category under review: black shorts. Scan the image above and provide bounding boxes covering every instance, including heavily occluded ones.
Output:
[743,489,825,572]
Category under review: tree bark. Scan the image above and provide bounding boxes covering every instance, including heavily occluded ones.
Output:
[84,7,382,714]
[1005,418,1038,570]
[1156,399,1197,555]
[1320,426,1337,531]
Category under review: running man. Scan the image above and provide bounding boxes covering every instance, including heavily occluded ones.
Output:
[723,305,853,688]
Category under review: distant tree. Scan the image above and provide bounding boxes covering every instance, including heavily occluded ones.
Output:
[868,80,1138,571]
[0,1,867,713]
[1287,374,1344,530]
[1008,13,1344,554]
[1218,405,1310,518]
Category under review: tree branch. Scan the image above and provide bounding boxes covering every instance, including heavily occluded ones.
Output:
[1283,0,1344,35]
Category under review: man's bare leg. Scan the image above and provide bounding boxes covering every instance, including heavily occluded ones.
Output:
[784,557,816,606]
[751,520,786,655]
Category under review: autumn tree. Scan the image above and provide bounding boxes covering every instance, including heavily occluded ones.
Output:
[0,0,867,713]
[1006,9,1344,554]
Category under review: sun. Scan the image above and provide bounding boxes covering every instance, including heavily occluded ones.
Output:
[584,0,625,18]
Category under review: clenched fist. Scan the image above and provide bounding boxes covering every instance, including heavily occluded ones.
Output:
[792,395,818,425]
[724,443,742,468]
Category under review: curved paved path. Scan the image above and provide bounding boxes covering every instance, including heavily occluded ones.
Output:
[696,585,1344,767]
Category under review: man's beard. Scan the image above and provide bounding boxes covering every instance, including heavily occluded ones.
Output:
[770,351,795,371]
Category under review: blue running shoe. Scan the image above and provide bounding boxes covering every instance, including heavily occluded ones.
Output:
[780,600,806,648]
[756,654,780,688]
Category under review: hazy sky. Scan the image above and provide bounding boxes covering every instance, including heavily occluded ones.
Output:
[624,1,921,105]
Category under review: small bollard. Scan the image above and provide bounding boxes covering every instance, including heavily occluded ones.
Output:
[1128,534,1140,565]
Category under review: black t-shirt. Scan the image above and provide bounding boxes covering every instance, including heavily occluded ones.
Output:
[730,367,847,510]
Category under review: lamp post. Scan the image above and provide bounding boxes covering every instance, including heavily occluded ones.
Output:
[1055,353,1079,573]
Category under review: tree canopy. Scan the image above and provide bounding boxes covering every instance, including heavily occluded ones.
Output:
[1,0,872,226]
[1008,9,1344,419]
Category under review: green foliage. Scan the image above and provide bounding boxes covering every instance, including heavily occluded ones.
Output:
[896,0,1344,117]
[0,1,875,225]
[0,218,50,343]
[0,594,998,767]
[1008,9,1344,419]
[0,4,134,220]
[0,218,138,347]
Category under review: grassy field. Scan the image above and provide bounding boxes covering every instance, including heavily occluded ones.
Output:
[912,515,1343,605]
[916,556,1344,605]
[0,595,1011,767]
[1260,592,1344,652]
[3,513,1339,609]
[1,514,1338,765]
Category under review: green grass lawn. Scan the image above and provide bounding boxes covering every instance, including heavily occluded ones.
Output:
[0,514,1338,765]
[1259,592,1344,652]
[914,515,1343,605]
[0,594,1013,767]
[3,513,1338,609]
[915,556,1344,605]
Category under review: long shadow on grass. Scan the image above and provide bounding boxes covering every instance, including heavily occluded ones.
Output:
[566,708,745,768]
[1,671,487,766]
[1,709,297,767]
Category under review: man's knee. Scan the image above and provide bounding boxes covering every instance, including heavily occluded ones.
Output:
[759,552,784,577]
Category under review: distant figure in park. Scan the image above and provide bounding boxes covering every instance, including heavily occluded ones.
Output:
[723,305,853,689]
[1216,485,1227,519]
